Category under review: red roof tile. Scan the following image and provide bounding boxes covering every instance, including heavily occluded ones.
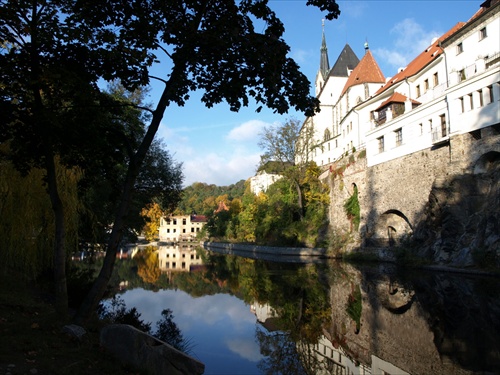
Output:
[375,22,466,96]
[340,50,385,96]
[374,92,421,111]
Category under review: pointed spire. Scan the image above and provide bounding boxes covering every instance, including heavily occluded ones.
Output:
[319,19,330,79]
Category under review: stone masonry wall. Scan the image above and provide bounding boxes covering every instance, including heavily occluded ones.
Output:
[326,125,500,250]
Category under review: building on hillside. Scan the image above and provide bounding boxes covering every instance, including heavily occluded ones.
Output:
[299,0,499,171]
[158,214,207,242]
[249,170,282,195]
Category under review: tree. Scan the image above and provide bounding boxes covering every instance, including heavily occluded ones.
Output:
[2,0,341,324]
[141,202,164,241]
[259,118,309,219]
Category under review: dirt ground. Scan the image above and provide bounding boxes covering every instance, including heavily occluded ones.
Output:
[0,269,139,375]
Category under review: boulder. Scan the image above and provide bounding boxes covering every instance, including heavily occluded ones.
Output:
[100,324,204,375]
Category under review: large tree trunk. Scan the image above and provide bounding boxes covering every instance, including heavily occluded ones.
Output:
[73,72,178,325]
[45,153,69,317]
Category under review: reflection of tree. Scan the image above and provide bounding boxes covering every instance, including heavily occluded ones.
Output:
[134,247,160,285]
[256,327,306,375]
[346,284,362,333]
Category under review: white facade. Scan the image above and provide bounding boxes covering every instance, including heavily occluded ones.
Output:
[249,171,282,195]
[301,1,500,171]
[158,214,207,242]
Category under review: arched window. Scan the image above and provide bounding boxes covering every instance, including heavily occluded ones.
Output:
[324,128,331,141]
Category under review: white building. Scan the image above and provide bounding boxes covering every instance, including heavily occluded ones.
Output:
[300,0,500,172]
[158,214,207,242]
[249,170,283,195]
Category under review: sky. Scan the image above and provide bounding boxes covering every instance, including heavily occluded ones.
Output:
[148,1,481,187]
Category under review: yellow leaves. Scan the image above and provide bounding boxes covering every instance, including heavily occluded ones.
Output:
[140,202,164,242]
[134,247,160,284]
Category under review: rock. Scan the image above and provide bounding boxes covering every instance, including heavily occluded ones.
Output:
[100,324,204,375]
[62,324,86,341]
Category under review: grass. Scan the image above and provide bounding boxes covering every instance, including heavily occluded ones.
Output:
[0,269,139,375]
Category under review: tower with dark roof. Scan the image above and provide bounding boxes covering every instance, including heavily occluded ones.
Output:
[319,20,330,80]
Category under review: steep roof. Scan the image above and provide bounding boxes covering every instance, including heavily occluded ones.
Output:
[375,22,466,95]
[329,44,360,78]
[340,49,385,96]
[374,92,421,111]
[319,28,330,80]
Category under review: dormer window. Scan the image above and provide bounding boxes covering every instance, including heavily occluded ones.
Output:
[479,27,487,41]
[456,42,463,55]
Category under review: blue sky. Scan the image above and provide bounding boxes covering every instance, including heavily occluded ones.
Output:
[150,1,480,187]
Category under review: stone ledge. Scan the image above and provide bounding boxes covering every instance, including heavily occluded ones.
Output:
[100,324,204,375]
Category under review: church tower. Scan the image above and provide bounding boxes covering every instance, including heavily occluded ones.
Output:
[315,20,330,96]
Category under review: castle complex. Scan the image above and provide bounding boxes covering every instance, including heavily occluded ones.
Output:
[299,0,500,257]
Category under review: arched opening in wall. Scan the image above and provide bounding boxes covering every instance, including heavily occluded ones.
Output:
[372,210,413,247]
[473,151,500,174]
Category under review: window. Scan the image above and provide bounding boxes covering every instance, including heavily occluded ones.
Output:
[458,69,466,82]
[479,27,487,40]
[419,123,423,135]
[456,42,463,54]
[395,128,402,146]
[440,114,447,137]
[433,72,439,87]
[328,142,330,151]
[167,228,170,233]
[424,79,429,92]
[377,136,384,153]
[478,89,484,107]
[469,93,473,109]
[487,85,494,104]
[173,219,177,225]
[460,97,465,113]
[182,218,186,225]
[416,85,421,98]
[191,227,194,233]
[182,228,186,233]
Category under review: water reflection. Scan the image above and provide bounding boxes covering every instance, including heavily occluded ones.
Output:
[104,245,500,374]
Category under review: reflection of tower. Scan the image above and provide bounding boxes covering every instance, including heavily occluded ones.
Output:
[250,302,280,332]
[157,245,203,272]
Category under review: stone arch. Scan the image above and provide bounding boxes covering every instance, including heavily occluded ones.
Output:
[372,209,413,246]
[473,151,500,174]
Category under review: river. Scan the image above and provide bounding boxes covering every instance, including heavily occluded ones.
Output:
[101,244,500,374]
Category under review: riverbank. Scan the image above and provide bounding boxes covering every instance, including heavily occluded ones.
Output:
[0,270,135,375]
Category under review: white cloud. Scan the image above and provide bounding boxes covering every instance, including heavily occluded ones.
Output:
[226,120,269,142]
[226,338,262,362]
[373,18,442,70]
[183,151,260,186]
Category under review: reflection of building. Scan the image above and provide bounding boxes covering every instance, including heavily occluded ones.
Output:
[159,214,207,242]
[250,302,280,332]
[249,171,282,195]
[301,335,409,375]
[157,245,203,272]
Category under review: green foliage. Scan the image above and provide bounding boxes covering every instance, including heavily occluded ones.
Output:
[177,181,246,216]
[343,185,360,231]
[155,309,194,354]
[99,296,152,333]
[346,284,362,333]
[0,154,81,279]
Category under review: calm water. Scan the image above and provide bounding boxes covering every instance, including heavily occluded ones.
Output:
[105,244,500,375]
